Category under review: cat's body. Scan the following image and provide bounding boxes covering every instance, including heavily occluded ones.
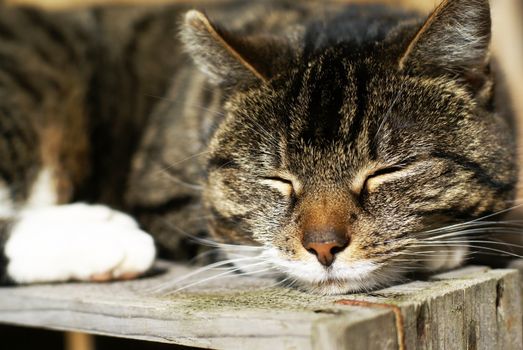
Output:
[0,0,517,294]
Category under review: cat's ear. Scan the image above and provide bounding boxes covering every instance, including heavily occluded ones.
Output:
[181,10,292,87]
[399,0,491,78]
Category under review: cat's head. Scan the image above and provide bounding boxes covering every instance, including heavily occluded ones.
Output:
[181,0,517,294]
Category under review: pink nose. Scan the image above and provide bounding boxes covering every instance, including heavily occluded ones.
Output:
[302,229,349,267]
[304,241,348,266]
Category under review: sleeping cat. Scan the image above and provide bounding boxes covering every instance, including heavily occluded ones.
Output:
[0,0,517,294]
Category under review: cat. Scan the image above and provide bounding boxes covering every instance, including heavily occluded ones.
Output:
[0,0,517,295]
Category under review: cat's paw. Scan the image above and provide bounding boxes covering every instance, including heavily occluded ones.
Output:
[5,203,156,284]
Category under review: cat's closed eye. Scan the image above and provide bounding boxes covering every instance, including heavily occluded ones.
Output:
[260,175,299,197]
[362,165,411,193]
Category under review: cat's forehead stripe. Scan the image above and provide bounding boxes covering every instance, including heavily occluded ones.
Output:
[283,54,377,172]
[298,55,348,142]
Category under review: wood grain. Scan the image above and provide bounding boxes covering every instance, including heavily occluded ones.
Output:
[0,262,521,349]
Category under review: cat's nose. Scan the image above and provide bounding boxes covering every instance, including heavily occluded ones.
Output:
[302,230,349,267]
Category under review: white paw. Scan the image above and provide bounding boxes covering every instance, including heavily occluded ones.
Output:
[5,203,156,284]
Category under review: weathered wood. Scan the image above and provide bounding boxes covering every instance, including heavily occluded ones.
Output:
[0,262,521,349]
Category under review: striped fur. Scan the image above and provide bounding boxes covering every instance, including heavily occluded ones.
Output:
[0,0,518,293]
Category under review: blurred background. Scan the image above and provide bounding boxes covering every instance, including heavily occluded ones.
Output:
[0,0,522,349]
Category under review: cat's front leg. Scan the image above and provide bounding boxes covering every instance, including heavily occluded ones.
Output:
[1,203,156,284]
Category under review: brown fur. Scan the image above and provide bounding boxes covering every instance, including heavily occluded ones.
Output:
[0,0,520,293]
[180,0,518,292]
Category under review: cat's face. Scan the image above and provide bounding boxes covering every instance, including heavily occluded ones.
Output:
[182,0,517,294]
[203,55,515,293]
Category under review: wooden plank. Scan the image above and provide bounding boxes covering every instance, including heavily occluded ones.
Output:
[312,266,522,350]
[312,307,398,350]
[0,262,521,349]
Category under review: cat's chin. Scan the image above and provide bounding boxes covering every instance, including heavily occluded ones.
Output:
[290,266,406,295]
[292,276,386,295]
[263,248,402,295]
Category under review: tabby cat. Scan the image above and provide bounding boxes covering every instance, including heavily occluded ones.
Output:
[0,0,517,294]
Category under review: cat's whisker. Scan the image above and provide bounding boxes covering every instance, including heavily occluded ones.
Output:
[275,276,299,292]
[400,251,476,258]
[198,240,264,251]
[187,248,222,264]
[260,276,294,290]
[372,80,407,144]
[395,251,465,257]
[163,220,263,251]
[407,222,523,244]
[189,103,226,117]
[417,239,523,252]
[147,256,264,294]
[232,267,279,278]
[390,258,467,263]
[156,150,211,171]
[416,226,509,240]
[424,220,523,231]
[420,227,523,241]
[210,255,274,270]
[428,228,521,241]
[245,121,281,149]
[409,243,523,259]
[167,260,273,294]
[405,244,511,258]
[157,168,203,191]
[175,256,263,279]
[418,203,523,236]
